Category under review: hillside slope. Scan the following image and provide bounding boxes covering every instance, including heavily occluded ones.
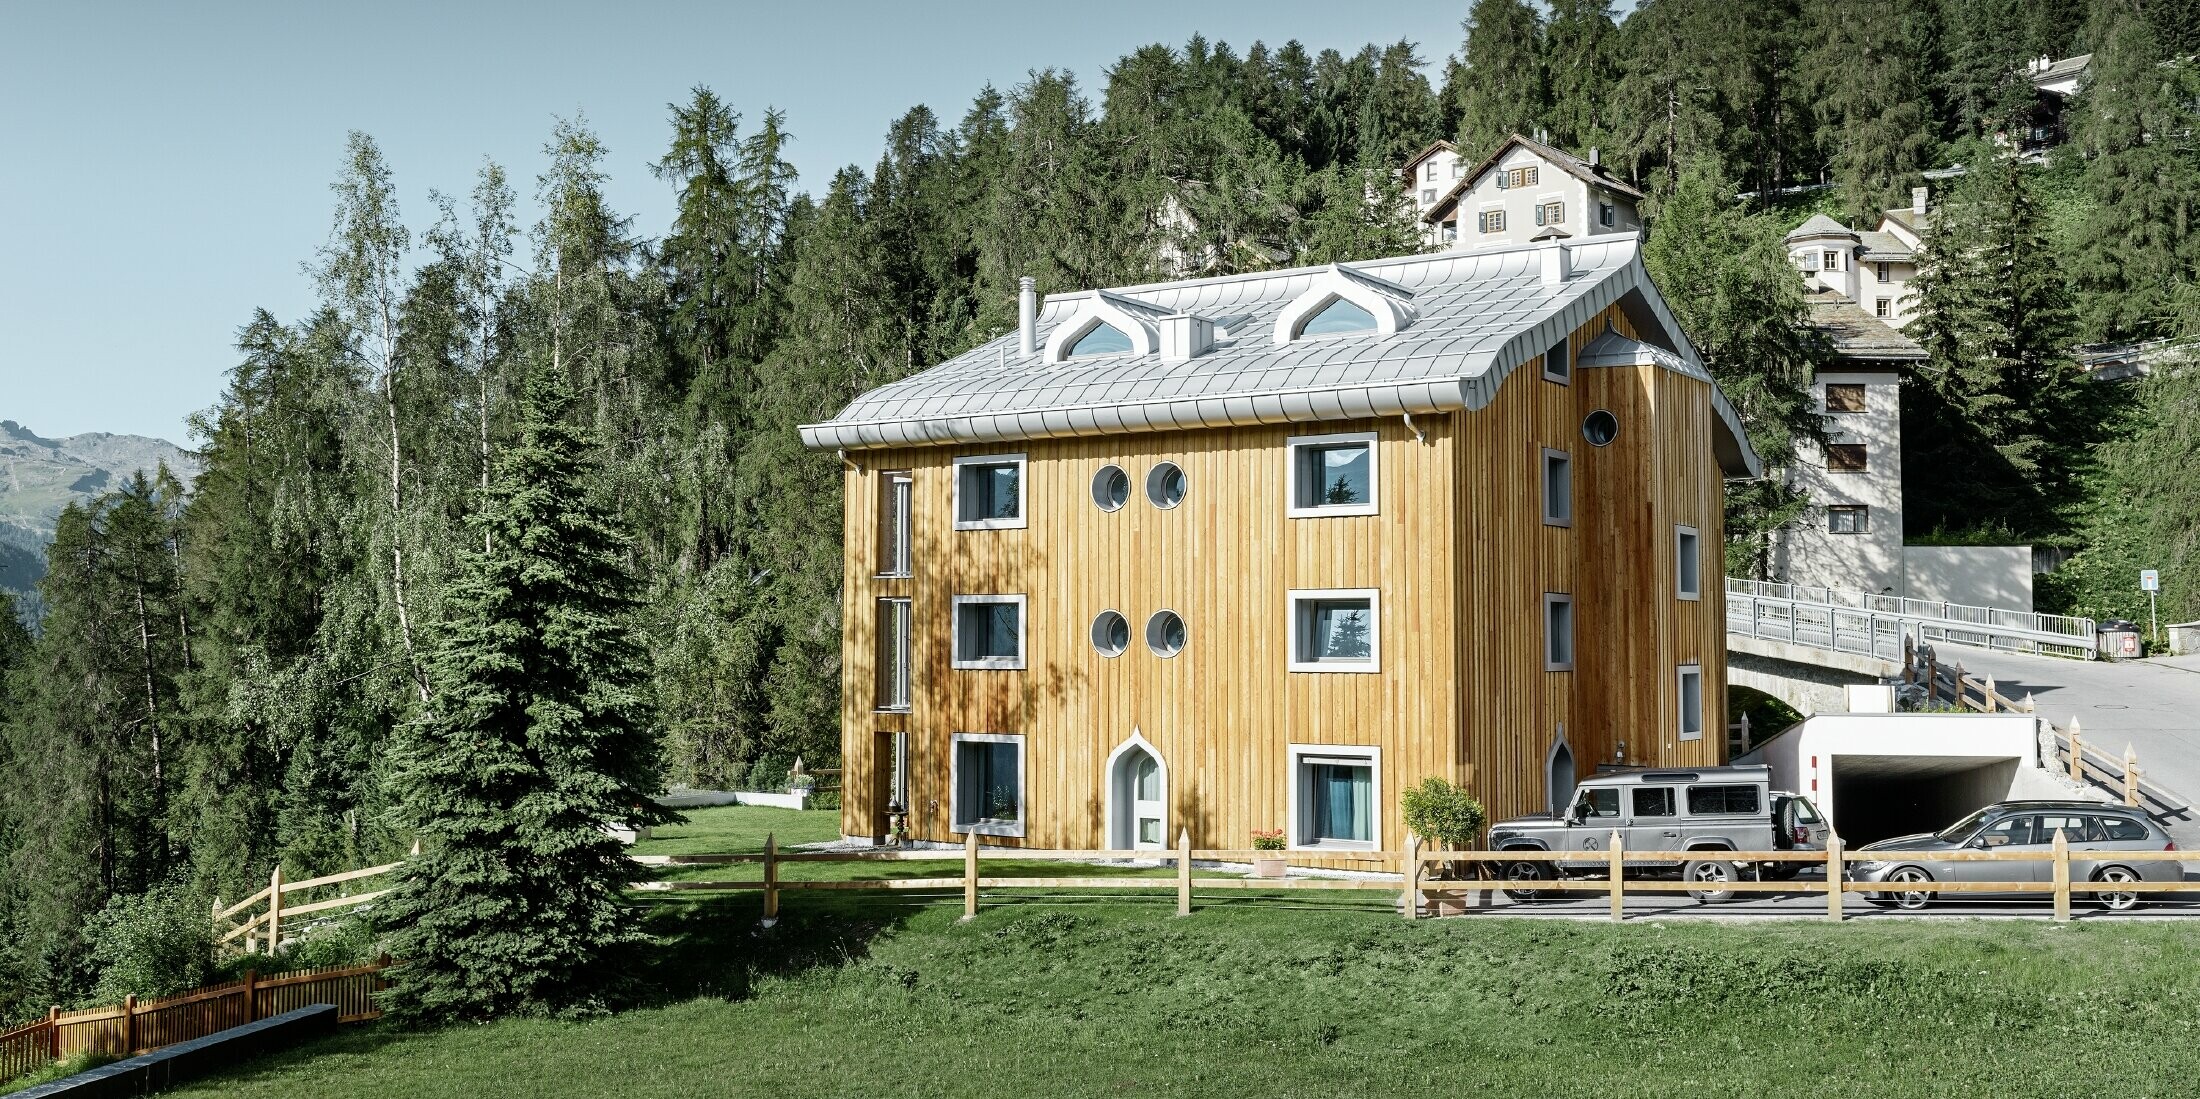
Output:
[0,419,199,605]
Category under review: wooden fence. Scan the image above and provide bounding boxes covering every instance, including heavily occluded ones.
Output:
[1903,643,2190,818]
[213,851,411,956]
[630,829,2196,926]
[0,958,390,1087]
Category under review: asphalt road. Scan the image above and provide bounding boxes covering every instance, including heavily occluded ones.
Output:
[1927,643,2200,842]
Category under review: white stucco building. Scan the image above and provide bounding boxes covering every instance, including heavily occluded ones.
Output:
[1416,133,1644,251]
[1784,187,1928,330]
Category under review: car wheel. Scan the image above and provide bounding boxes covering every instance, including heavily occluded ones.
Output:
[1886,866,1933,911]
[1499,859,1552,901]
[2094,865,2144,912]
[1684,858,1739,903]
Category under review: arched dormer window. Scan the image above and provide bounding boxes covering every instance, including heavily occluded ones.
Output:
[1066,323,1134,358]
[1043,290,1161,362]
[1295,298,1377,337]
[1272,264,1416,346]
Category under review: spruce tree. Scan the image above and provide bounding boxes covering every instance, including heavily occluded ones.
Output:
[380,361,671,1022]
[2067,9,2200,340]
[1806,0,1941,221]
[1542,0,1620,153]
[1451,0,1547,157]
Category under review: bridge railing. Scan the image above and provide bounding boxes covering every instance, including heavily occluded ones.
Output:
[1724,579,2095,661]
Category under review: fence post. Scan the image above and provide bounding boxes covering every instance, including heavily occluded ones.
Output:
[1607,830,1624,923]
[1176,828,1192,917]
[961,830,979,922]
[47,1006,59,1060]
[1826,836,1845,922]
[244,968,258,1023]
[1401,832,1422,921]
[210,895,222,952]
[2124,745,2141,808]
[1926,650,1939,704]
[761,831,779,929]
[1953,662,1967,708]
[2052,828,2072,923]
[1983,676,1997,712]
[121,994,136,1055]
[2069,719,2084,783]
[2023,692,2037,714]
[265,864,283,956]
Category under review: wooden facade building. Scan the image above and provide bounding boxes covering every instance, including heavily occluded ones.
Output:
[800,236,1761,868]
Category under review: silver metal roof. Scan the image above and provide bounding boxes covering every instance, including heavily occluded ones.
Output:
[800,234,1761,477]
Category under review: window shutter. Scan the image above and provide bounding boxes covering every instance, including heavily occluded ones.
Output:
[1496,173,1509,190]
[1535,204,1545,226]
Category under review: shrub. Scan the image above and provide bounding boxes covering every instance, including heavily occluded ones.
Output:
[1400,777,1486,849]
[1250,829,1286,852]
[744,753,792,792]
[80,883,213,1004]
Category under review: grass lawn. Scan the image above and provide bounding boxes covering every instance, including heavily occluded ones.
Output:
[151,809,2200,1098]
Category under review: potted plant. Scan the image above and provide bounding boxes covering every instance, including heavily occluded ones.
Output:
[788,773,817,799]
[1400,777,1487,916]
[1250,829,1287,878]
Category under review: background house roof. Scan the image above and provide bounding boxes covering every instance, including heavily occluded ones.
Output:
[1805,290,1926,362]
[1423,132,1645,222]
[800,235,1761,477]
[1858,230,1914,261]
[1786,214,1858,241]
[1401,138,1457,172]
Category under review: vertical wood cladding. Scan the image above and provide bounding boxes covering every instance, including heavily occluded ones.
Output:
[839,301,1734,865]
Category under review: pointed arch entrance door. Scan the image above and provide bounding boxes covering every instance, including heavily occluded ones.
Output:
[1107,736,1167,850]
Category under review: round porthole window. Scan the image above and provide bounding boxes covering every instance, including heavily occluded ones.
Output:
[1146,462,1187,509]
[1146,610,1186,657]
[1092,465,1131,511]
[1582,409,1619,447]
[1091,610,1131,657]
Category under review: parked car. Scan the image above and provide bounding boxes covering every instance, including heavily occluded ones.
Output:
[1849,800,2182,912]
[1486,765,1830,902]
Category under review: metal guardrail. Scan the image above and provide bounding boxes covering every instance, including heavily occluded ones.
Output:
[1725,578,2096,661]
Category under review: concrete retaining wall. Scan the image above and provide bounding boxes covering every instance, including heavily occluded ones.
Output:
[1903,546,2032,609]
[658,788,812,811]
[13,1005,337,1098]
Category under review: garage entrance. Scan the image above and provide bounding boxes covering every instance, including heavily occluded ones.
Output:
[1828,755,2019,845]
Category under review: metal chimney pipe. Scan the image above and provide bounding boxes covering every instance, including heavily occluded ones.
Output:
[1018,277,1037,355]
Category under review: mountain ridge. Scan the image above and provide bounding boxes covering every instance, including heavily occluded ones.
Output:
[1,419,200,607]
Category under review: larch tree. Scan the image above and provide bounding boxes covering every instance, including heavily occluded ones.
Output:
[379,361,672,1023]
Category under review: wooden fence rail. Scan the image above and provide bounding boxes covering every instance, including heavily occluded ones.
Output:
[0,958,390,1087]
[643,829,2191,927]
[214,851,411,956]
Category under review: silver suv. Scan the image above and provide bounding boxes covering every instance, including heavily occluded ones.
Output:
[1486,765,1830,902]
[1850,800,2183,912]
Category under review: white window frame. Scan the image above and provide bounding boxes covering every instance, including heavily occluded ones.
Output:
[1286,588,1382,674]
[1535,195,1564,226]
[1675,525,1702,602]
[1285,431,1380,518]
[950,594,1027,671]
[1822,250,1840,271]
[1286,743,1382,852]
[1544,593,1575,671]
[878,471,913,577]
[1677,664,1705,742]
[951,453,1028,531]
[949,732,1027,838]
[1876,262,1891,283]
[1478,205,1506,234]
[876,596,912,711]
[1541,447,1573,527]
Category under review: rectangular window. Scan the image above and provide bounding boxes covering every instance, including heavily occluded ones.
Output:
[1876,262,1891,283]
[1544,593,1575,671]
[1288,589,1381,673]
[876,598,911,710]
[1289,745,1380,850]
[952,453,1026,530]
[1478,208,1506,234]
[1543,336,1570,383]
[1503,166,1539,188]
[1536,200,1564,226]
[1287,432,1378,516]
[1875,298,1892,318]
[1421,188,1437,204]
[1686,783,1759,815]
[878,472,912,576]
[950,733,1024,837]
[1631,787,1676,818]
[1825,443,1867,473]
[1678,665,1705,742]
[1822,250,1840,271]
[1827,505,1869,534]
[1452,161,1464,178]
[1675,525,1701,601]
[1542,448,1572,526]
[951,594,1026,670]
[1599,202,1615,227]
[1824,383,1866,413]
[1424,162,1437,181]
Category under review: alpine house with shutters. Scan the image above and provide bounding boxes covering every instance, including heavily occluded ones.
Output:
[799,233,1761,868]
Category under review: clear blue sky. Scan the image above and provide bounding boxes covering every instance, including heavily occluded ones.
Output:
[0,1,1471,444]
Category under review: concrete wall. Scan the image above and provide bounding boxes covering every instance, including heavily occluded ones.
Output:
[1736,712,2100,834]
[1902,546,2033,609]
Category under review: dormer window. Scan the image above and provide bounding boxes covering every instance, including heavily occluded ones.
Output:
[1296,298,1376,338]
[1066,323,1133,358]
